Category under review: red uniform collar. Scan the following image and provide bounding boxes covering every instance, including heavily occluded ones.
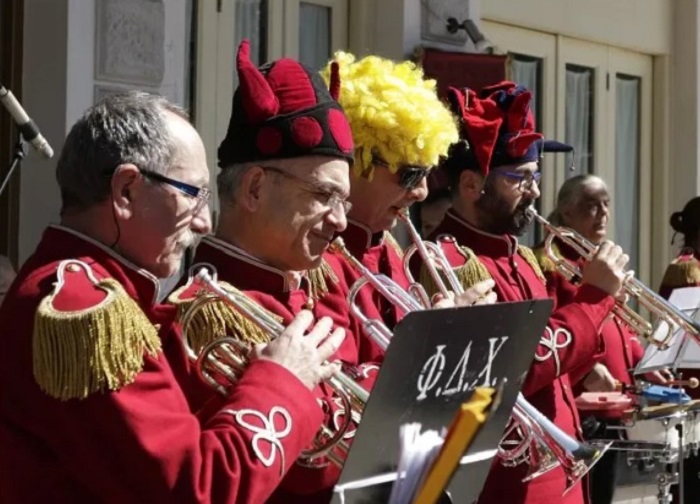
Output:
[195,236,303,294]
[432,209,520,258]
[339,219,387,258]
[34,225,161,305]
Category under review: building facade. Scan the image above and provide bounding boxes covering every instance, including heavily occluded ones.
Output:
[1,0,696,291]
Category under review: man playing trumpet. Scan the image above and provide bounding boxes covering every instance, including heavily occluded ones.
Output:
[320,53,496,330]
[425,83,629,504]
[0,91,342,503]
[171,41,381,503]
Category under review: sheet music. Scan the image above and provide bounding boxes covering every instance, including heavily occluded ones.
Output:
[387,423,444,504]
[635,287,700,373]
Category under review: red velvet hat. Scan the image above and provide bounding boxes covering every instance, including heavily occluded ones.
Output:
[217,40,354,167]
[445,81,571,176]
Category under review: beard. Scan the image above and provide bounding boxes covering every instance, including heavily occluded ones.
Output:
[475,179,535,236]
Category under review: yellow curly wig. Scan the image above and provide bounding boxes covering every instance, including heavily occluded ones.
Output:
[321,52,458,179]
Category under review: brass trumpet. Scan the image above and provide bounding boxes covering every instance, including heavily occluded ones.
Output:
[397,209,465,298]
[499,394,610,490]
[329,237,427,350]
[180,265,369,467]
[528,207,700,349]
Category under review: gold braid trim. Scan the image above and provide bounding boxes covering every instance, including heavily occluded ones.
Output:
[33,278,161,401]
[660,257,700,290]
[384,231,405,259]
[169,281,278,354]
[518,245,547,284]
[307,258,339,301]
[532,241,561,274]
[420,245,492,297]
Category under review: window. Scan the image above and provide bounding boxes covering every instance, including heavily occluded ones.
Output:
[565,65,595,177]
[299,3,331,70]
[511,54,544,247]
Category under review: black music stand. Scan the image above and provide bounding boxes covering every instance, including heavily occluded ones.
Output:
[332,299,553,504]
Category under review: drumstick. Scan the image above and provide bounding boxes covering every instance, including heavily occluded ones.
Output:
[666,377,699,389]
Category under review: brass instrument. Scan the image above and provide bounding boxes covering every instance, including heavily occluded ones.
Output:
[528,207,700,349]
[329,237,427,350]
[499,394,610,490]
[397,209,465,298]
[180,265,369,467]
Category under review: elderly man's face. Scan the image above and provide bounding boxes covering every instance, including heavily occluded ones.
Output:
[120,112,212,278]
[562,181,610,245]
[258,156,351,271]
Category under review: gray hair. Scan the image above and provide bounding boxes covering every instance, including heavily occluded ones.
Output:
[548,174,608,226]
[56,91,189,211]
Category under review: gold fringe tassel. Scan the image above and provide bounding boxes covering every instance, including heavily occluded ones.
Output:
[33,278,161,401]
[307,259,339,301]
[518,245,547,284]
[660,258,700,290]
[420,245,492,297]
[169,282,275,354]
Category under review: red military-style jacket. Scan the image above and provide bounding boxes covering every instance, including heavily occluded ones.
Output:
[190,236,382,503]
[0,226,322,504]
[659,249,700,399]
[428,210,615,504]
[329,219,411,330]
[534,238,644,410]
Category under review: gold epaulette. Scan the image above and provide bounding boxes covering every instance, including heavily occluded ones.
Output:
[169,272,278,354]
[384,231,405,259]
[307,258,339,301]
[518,244,547,284]
[660,254,700,291]
[532,244,557,274]
[33,260,161,401]
[420,244,492,297]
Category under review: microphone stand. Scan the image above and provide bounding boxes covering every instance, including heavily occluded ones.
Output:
[0,136,27,199]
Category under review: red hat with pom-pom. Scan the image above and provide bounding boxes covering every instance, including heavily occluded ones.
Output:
[217,40,354,167]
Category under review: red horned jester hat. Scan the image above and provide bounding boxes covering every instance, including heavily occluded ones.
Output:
[444,81,572,176]
[217,40,354,166]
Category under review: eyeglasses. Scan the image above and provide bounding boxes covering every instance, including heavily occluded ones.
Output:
[493,169,542,192]
[140,168,212,214]
[373,158,429,190]
[261,165,353,215]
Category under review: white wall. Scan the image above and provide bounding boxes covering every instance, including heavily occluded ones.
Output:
[479,0,672,55]
[20,0,69,264]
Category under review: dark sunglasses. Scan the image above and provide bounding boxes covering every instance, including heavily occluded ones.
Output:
[373,158,429,190]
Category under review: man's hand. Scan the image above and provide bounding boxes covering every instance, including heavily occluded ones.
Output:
[431,279,497,309]
[251,310,345,390]
[643,368,674,385]
[581,240,629,297]
[582,363,617,392]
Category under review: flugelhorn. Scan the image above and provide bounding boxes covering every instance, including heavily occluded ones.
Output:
[329,237,427,350]
[528,207,700,349]
[180,265,369,467]
[500,394,610,490]
[397,209,465,298]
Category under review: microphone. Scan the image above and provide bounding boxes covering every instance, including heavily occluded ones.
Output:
[0,85,53,159]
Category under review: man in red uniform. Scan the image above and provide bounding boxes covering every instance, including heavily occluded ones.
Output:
[320,52,494,330]
[0,91,344,503]
[427,83,629,504]
[534,174,660,504]
[172,41,380,503]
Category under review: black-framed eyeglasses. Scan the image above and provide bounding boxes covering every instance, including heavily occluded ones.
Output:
[492,169,542,192]
[260,165,353,215]
[140,168,212,213]
[373,158,430,190]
